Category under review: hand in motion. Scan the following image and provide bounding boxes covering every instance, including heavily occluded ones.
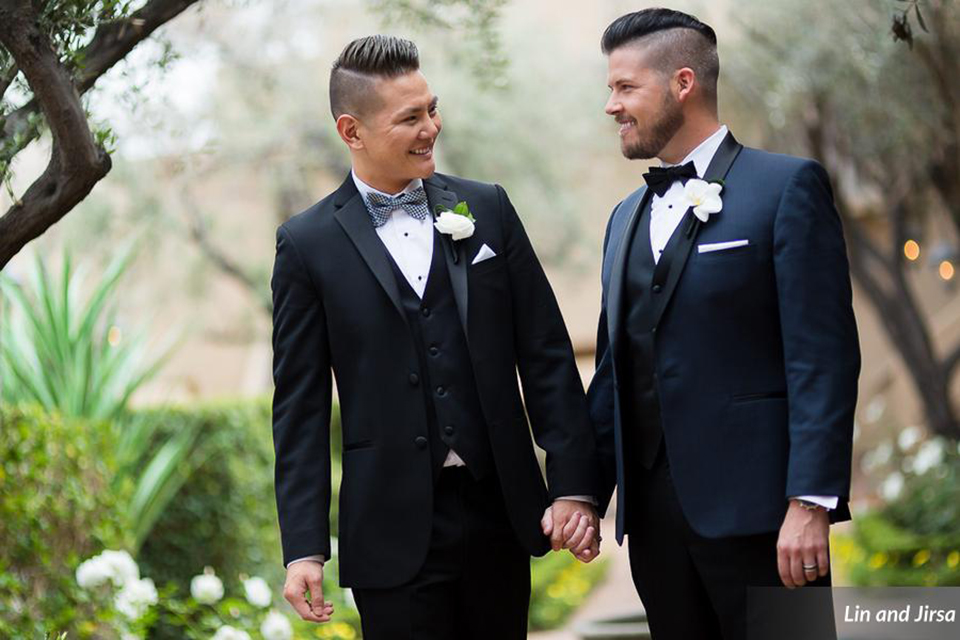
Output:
[541,499,601,563]
[284,560,335,622]
[777,500,831,588]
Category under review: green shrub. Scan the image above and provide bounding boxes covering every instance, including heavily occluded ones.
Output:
[838,441,960,586]
[0,404,129,638]
[529,552,608,631]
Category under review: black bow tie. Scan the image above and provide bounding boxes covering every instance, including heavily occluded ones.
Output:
[643,161,699,197]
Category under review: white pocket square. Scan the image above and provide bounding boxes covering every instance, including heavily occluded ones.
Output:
[698,239,750,254]
[471,244,497,265]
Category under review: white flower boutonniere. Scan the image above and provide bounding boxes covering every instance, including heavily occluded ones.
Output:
[434,201,476,241]
[683,179,724,223]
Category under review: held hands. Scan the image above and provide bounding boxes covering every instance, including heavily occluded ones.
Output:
[541,499,601,563]
[284,560,335,623]
[777,500,831,588]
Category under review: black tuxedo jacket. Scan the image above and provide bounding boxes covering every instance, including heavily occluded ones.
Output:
[272,172,600,588]
[588,133,861,543]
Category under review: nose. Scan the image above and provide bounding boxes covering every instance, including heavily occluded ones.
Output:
[605,95,620,116]
[421,117,440,139]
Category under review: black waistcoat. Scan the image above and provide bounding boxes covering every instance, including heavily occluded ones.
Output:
[622,199,689,469]
[385,229,495,480]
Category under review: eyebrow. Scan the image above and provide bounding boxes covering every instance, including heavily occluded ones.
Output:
[397,96,439,119]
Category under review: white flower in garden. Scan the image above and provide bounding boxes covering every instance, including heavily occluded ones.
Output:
[880,471,904,502]
[76,549,139,589]
[913,439,945,475]
[897,426,921,451]
[114,578,157,620]
[212,625,252,640]
[191,566,224,604]
[860,440,893,473]
[683,179,723,222]
[260,610,293,640]
[76,556,113,589]
[243,576,272,608]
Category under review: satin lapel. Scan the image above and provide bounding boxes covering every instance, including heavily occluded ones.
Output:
[607,187,654,354]
[332,175,409,328]
[649,132,744,329]
[423,178,468,334]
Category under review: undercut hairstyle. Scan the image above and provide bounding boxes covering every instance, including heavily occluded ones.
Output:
[329,35,420,120]
[602,8,719,102]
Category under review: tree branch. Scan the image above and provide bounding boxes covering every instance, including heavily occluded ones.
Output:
[0,0,201,268]
[181,191,272,315]
[3,0,201,151]
[0,0,111,267]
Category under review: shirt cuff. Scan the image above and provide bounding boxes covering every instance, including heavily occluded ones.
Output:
[555,495,598,506]
[793,495,838,510]
[286,554,325,568]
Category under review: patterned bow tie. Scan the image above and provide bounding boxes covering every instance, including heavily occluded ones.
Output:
[643,161,699,197]
[365,187,430,228]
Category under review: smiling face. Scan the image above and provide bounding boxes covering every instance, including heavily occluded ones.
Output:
[349,71,441,193]
[605,44,684,161]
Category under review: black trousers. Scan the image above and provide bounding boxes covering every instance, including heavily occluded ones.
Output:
[352,466,530,640]
[626,445,833,640]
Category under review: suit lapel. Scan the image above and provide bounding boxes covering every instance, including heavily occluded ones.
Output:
[649,132,744,329]
[607,187,653,355]
[423,176,469,335]
[332,174,409,328]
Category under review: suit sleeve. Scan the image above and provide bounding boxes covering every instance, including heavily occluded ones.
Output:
[773,161,860,502]
[495,184,601,500]
[271,224,333,567]
[586,206,620,516]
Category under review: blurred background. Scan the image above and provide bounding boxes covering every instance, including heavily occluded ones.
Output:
[2,0,959,638]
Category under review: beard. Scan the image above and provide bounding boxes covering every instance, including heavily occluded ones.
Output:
[621,92,685,160]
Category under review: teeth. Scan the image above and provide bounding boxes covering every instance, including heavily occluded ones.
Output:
[411,148,431,155]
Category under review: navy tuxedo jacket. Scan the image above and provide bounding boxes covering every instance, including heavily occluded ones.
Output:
[588,133,861,543]
[272,173,600,588]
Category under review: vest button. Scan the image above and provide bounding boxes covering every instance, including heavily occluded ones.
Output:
[421,307,431,317]
[444,425,455,436]
[414,436,428,449]
[409,373,420,386]
[652,284,663,293]
[436,386,446,396]
[429,346,440,356]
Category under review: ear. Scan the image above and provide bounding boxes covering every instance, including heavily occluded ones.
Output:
[336,114,364,150]
[674,67,697,103]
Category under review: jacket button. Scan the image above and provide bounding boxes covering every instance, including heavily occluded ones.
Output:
[444,425,455,436]
[421,307,431,317]
[429,346,440,356]
[409,373,419,386]
[436,386,446,396]
[415,436,428,449]
[652,284,663,293]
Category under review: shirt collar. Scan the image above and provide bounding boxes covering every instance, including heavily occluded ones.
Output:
[661,124,729,177]
[351,170,423,205]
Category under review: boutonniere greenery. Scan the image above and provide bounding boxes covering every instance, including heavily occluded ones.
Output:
[434,201,476,241]
[683,178,724,223]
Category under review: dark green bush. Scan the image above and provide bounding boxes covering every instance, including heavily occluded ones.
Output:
[0,404,128,637]
[840,445,960,586]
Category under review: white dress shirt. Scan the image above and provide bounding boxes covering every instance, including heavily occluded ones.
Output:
[645,126,838,513]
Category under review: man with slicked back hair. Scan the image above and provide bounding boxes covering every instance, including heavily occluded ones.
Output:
[588,8,859,639]
[271,34,603,639]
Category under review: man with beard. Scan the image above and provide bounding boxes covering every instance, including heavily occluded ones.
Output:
[272,35,601,639]
[587,9,860,639]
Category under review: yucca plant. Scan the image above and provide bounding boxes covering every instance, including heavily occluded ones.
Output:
[0,245,172,420]
[0,245,200,551]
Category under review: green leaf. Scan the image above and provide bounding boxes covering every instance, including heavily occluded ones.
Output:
[915,4,929,33]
